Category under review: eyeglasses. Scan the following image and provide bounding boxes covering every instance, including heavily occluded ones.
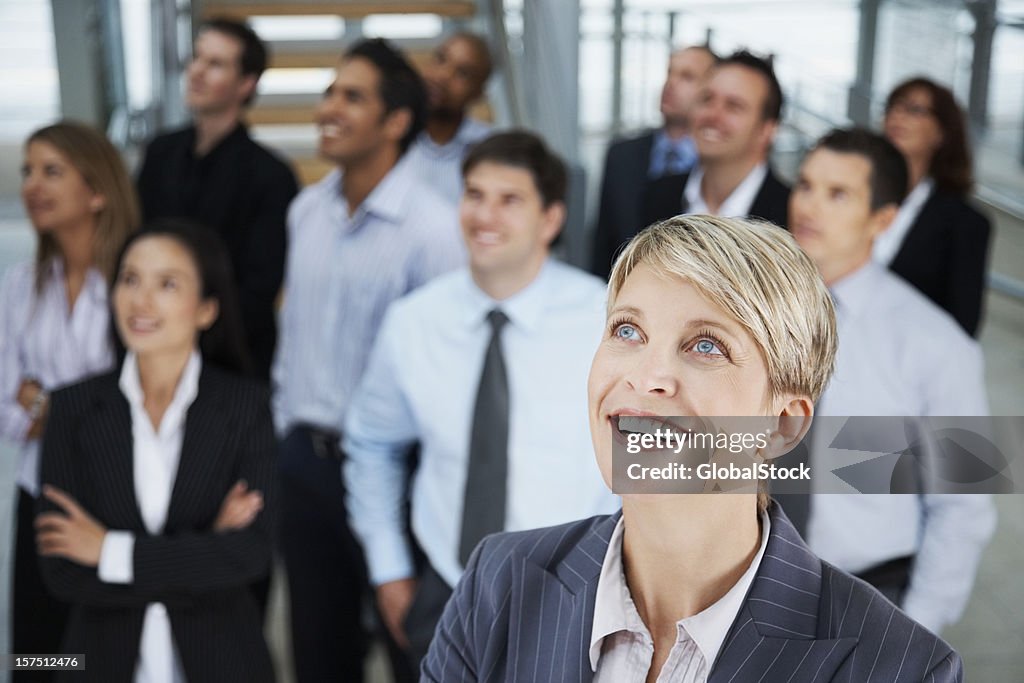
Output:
[886,100,934,118]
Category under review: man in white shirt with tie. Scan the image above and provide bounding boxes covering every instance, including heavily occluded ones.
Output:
[788,127,996,635]
[344,131,619,669]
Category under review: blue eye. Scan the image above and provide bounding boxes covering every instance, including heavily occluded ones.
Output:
[694,339,723,355]
[614,323,642,341]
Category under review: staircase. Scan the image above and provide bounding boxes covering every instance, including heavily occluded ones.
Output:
[198,0,481,185]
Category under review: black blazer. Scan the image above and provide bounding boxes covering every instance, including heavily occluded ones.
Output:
[641,165,791,229]
[888,191,991,337]
[424,503,962,682]
[38,363,276,683]
[590,131,656,279]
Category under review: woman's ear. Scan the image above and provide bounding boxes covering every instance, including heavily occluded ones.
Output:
[197,298,220,331]
[89,193,107,213]
[762,395,813,460]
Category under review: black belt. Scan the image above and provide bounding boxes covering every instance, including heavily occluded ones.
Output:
[294,423,344,462]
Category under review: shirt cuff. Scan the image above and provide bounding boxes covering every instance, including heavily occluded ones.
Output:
[363,531,415,586]
[98,530,135,584]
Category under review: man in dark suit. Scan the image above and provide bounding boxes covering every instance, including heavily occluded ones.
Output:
[641,50,791,231]
[424,504,962,682]
[590,45,717,278]
[137,18,298,381]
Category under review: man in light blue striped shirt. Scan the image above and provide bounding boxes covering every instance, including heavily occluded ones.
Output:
[404,32,494,204]
[271,38,464,683]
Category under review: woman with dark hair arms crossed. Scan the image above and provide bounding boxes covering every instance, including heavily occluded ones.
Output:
[35,220,275,682]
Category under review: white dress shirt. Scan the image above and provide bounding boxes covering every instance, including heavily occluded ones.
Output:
[0,259,113,495]
[872,177,934,266]
[590,512,771,682]
[403,117,492,204]
[344,259,620,588]
[683,163,768,217]
[807,261,995,634]
[98,351,201,683]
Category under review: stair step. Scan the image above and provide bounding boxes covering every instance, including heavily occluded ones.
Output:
[267,43,435,70]
[202,1,474,19]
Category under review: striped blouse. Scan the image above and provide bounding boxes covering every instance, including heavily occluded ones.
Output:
[0,258,113,495]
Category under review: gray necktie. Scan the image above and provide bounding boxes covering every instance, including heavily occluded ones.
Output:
[459,309,510,566]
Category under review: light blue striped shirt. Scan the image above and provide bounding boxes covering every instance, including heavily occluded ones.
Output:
[344,259,620,588]
[0,258,113,494]
[403,118,492,205]
[272,155,466,434]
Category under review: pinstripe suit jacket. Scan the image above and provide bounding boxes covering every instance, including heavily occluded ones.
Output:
[423,503,963,682]
[37,364,276,683]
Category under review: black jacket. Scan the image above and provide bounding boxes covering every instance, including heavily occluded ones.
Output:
[38,363,277,683]
[888,191,991,336]
[641,165,791,229]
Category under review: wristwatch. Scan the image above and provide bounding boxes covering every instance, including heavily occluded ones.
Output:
[28,389,49,421]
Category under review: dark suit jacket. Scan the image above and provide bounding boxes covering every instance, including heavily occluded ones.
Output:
[888,191,991,337]
[424,503,962,682]
[137,125,299,379]
[38,363,277,683]
[590,131,657,279]
[642,165,791,230]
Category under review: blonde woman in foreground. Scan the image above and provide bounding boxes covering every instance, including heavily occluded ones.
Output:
[423,215,963,682]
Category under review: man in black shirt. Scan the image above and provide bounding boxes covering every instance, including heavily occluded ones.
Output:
[138,18,298,380]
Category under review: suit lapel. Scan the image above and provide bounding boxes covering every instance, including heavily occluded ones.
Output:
[710,505,856,682]
[165,367,230,529]
[80,374,147,531]
[514,514,620,683]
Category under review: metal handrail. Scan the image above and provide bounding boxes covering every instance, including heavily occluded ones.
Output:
[485,0,526,128]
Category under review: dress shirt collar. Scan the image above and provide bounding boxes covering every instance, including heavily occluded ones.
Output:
[829,260,885,326]
[45,257,108,308]
[589,510,772,673]
[118,350,202,437]
[872,177,934,266]
[684,162,768,217]
[415,117,490,158]
[320,153,424,229]
[457,258,561,334]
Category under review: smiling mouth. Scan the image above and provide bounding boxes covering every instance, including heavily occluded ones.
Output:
[613,415,695,440]
[318,123,344,139]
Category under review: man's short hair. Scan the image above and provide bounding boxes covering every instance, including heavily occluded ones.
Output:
[814,128,909,210]
[344,38,428,154]
[200,17,268,106]
[718,50,783,122]
[462,130,567,208]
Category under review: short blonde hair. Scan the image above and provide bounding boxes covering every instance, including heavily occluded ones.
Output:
[609,215,837,404]
[609,216,837,514]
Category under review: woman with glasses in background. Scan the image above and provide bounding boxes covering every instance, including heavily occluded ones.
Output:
[879,77,992,337]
